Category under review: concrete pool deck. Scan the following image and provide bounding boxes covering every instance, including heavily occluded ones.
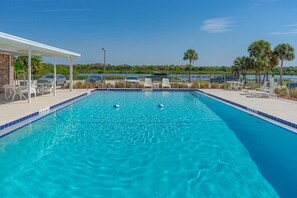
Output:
[0,89,89,126]
[200,89,297,124]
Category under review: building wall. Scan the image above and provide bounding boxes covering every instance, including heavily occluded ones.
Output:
[0,54,14,92]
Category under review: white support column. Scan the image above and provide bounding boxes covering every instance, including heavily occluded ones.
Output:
[53,55,57,96]
[69,57,73,92]
[28,48,32,103]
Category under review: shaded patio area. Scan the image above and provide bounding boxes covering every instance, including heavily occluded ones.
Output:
[0,32,81,103]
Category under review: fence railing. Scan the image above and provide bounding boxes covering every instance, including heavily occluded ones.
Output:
[4,73,297,100]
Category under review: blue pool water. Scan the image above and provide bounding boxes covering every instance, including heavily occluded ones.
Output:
[0,91,296,197]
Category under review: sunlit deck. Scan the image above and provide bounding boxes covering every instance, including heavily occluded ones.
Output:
[201,89,297,124]
[0,89,89,126]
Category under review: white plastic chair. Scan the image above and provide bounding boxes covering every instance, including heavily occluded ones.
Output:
[19,85,37,100]
[248,82,277,98]
[162,78,171,88]
[144,78,153,88]
[44,83,53,94]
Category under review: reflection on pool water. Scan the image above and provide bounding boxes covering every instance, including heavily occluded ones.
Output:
[0,91,296,197]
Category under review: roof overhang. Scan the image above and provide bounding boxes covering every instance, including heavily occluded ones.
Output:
[0,32,81,59]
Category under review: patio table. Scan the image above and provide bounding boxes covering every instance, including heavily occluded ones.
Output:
[3,85,27,101]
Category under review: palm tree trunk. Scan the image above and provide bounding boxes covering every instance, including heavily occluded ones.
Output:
[243,73,247,82]
[188,60,192,82]
[280,59,283,87]
[261,73,265,84]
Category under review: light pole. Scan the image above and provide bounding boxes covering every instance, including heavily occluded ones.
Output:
[102,48,106,79]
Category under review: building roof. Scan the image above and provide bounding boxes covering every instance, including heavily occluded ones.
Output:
[0,32,81,59]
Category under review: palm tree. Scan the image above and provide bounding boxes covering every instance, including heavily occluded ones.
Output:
[248,40,271,83]
[273,44,295,87]
[232,56,250,81]
[262,50,279,83]
[15,56,43,74]
[183,49,198,82]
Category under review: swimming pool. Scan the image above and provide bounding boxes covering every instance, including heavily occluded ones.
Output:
[0,91,296,197]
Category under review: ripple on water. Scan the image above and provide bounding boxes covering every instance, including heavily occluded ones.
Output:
[0,92,279,197]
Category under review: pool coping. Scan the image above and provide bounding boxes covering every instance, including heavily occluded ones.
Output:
[0,91,90,138]
[0,88,296,138]
[196,90,297,133]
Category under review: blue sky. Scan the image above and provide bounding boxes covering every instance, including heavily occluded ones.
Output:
[1,0,297,66]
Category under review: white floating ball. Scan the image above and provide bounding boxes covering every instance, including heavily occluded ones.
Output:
[113,104,120,108]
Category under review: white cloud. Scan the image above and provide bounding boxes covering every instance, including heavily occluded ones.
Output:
[269,29,297,35]
[201,18,236,33]
[286,23,297,27]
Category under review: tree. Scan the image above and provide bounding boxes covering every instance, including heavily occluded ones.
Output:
[231,56,250,81]
[248,40,271,83]
[15,56,43,75]
[274,43,295,87]
[183,49,198,82]
[263,50,279,83]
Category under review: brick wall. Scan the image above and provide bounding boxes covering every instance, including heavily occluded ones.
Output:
[0,54,14,92]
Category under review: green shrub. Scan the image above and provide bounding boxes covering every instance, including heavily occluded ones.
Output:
[125,82,134,88]
[250,83,260,90]
[289,89,297,98]
[190,81,200,88]
[210,83,220,89]
[115,81,125,88]
[95,82,105,88]
[84,82,94,88]
[136,83,144,88]
[199,83,209,89]
[74,81,84,89]
[171,82,188,88]
[222,83,230,89]
[106,83,114,88]
[275,87,288,97]
[178,83,188,88]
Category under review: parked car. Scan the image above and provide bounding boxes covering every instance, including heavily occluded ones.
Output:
[37,74,66,86]
[86,75,104,83]
[146,73,169,81]
[209,75,239,83]
[124,76,140,84]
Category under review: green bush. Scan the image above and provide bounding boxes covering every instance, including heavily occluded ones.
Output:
[105,83,114,88]
[74,81,84,89]
[115,81,125,88]
[84,82,94,88]
[135,83,144,88]
[200,83,209,89]
[190,81,200,88]
[250,83,260,90]
[275,87,288,97]
[289,89,297,98]
[210,83,220,88]
[222,83,230,89]
[171,83,188,88]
